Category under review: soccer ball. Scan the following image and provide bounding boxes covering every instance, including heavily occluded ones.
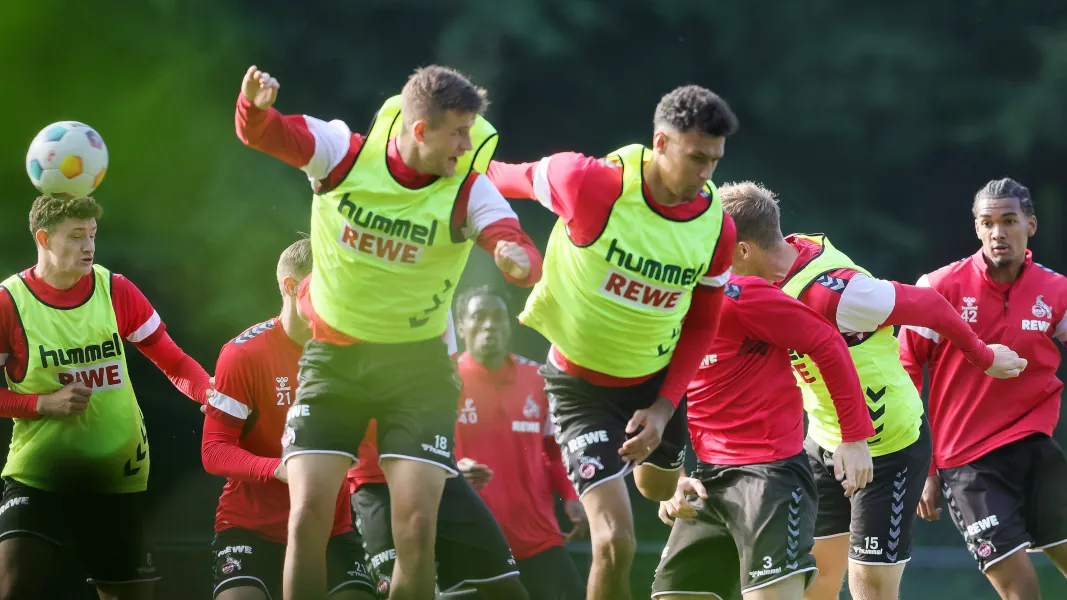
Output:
[26,121,108,200]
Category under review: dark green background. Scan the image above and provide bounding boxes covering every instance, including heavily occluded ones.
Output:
[1,1,1065,598]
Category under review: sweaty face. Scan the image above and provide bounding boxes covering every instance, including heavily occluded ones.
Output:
[418,110,477,177]
[44,218,96,277]
[459,295,510,362]
[974,197,1036,269]
[657,129,725,200]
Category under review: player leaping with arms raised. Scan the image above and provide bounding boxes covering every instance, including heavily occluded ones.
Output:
[0,196,214,600]
[717,182,1025,600]
[236,65,542,600]
[487,86,737,600]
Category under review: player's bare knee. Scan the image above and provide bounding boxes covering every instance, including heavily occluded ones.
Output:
[591,526,636,565]
[985,553,1041,600]
[848,563,903,600]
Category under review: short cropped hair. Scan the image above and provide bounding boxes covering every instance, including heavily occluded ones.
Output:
[973,178,1034,218]
[718,182,782,249]
[455,284,510,320]
[29,195,102,237]
[654,85,739,138]
[277,238,313,283]
[401,65,487,128]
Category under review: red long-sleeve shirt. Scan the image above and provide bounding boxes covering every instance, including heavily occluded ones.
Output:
[687,275,873,464]
[452,352,577,561]
[202,317,350,543]
[0,267,211,416]
[486,155,735,405]
[899,249,1067,471]
[235,96,542,346]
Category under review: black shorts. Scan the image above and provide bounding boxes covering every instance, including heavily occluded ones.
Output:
[352,477,519,595]
[516,545,584,600]
[540,362,688,498]
[807,418,932,565]
[651,453,819,598]
[0,478,158,585]
[939,433,1067,572]
[284,338,462,474]
[211,527,373,598]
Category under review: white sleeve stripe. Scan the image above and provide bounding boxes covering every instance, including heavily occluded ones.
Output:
[209,392,251,420]
[443,308,458,355]
[835,273,896,334]
[532,157,554,210]
[915,274,931,288]
[464,174,520,238]
[126,311,161,343]
[903,324,941,343]
[303,117,352,185]
[699,268,731,288]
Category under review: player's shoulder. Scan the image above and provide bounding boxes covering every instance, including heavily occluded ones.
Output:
[724,274,775,301]
[921,256,973,289]
[1033,260,1067,285]
[226,319,280,352]
[511,353,543,372]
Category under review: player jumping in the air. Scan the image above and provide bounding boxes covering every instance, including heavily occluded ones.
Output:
[235,65,542,600]
[202,239,375,600]
[349,309,530,600]
[0,195,214,600]
[717,182,1027,600]
[488,86,737,600]
[900,178,1066,600]
[653,269,875,600]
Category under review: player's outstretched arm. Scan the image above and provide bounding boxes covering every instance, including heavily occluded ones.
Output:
[235,65,357,182]
[743,282,875,495]
[486,153,620,225]
[466,175,544,286]
[202,414,284,483]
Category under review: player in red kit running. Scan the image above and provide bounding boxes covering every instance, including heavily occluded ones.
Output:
[900,178,1067,600]
[488,86,738,600]
[653,271,875,600]
[202,240,375,600]
[452,285,586,600]
[717,183,1026,600]
[0,196,214,600]
[350,310,530,600]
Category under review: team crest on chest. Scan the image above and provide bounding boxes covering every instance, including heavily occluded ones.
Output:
[522,395,540,419]
[1032,295,1052,319]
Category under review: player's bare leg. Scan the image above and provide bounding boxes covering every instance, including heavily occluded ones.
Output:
[216,587,268,600]
[1041,541,1067,578]
[284,453,353,600]
[96,582,154,600]
[984,550,1041,600]
[380,457,448,600]
[743,572,805,600]
[582,477,636,600]
[804,535,848,600]
[633,464,680,502]
[0,537,53,600]
[847,563,905,600]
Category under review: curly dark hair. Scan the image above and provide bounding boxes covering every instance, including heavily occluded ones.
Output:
[972,178,1034,218]
[654,85,739,137]
[28,195,102,236]
[454,284,510,320]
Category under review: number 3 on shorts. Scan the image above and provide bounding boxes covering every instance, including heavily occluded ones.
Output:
[762,556,772,569]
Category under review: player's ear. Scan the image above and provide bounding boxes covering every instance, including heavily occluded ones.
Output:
[652,131,668,154]
[282,276,299,297]
[1027,215,1038,237]
[34,228,49,248]
[412,120,427,143]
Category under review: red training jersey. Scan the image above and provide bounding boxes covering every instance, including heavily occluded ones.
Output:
[687,275,872,464]
[899,249,1067,470]
[453,352,577,561]
[204,318,350,542]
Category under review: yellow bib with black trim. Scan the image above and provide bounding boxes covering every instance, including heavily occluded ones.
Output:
[2,265,148,493]
[520,144,724,377]
[780,234,923,456]
[308,96,498,343]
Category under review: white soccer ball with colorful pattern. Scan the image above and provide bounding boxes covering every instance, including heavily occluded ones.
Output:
[26,121,108,200]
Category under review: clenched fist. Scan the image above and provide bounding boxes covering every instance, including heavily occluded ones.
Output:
[241,65,280,110]
[494,240,530,280]
[984,344,1027,379]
